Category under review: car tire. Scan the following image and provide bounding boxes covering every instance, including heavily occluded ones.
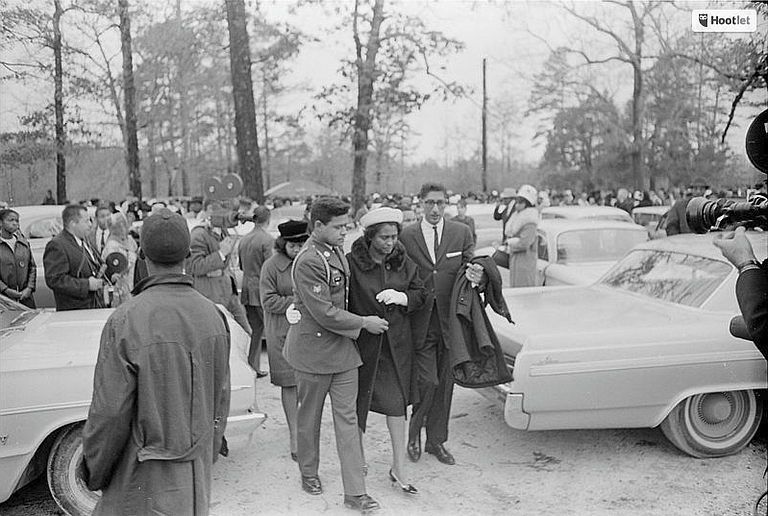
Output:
[660,390,763,458]
[47,423,100,516]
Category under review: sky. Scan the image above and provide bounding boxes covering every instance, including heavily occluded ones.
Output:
[1,0,765,166]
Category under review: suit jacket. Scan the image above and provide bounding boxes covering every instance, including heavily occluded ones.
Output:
[43,230,104,310]
[398,219,474,346]
[736,262,768,360]
[187,226,237,305]
[238,226,274,306]
[283,234,364,374]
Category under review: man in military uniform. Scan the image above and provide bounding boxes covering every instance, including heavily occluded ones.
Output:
[283,196,388,512]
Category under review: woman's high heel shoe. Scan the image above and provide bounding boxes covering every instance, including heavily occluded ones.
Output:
[389,469,418,495]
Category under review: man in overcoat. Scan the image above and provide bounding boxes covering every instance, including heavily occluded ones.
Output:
[43,204,105,310]
[283,196,388,512]
[186,204,250,334]
[398,183,483,466]
[82,208,231,516]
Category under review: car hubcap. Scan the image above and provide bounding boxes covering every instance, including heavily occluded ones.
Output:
[688,391,750,442]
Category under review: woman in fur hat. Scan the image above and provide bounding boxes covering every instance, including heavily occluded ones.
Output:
[505,184,540,287]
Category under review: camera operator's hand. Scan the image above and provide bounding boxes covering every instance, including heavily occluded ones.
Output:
[219,236,236,257]
[362,315,389,334]
[712,226,757,268]
[88,277,104,292]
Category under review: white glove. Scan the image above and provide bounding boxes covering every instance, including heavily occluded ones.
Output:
[375,289,408,306]
[285,303,301,324]
[506,237,521,251]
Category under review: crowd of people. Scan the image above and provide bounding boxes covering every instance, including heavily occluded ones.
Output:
[0,177,765,515]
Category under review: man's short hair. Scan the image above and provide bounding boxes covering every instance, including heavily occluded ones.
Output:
[62,204,87,227]
[95,204,111,216]
[457,198,467,208]
[310,197,350,226]
[252,205,271,225]
[420,182,447,199]
[0,208,18,222]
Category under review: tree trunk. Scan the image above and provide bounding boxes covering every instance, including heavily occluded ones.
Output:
[262,75,271,191]
[176,0,190,196]
[53,0,66,204]
[147,121,158,197]
[351,0,385,214]
[119,0,142,199]
[225,0,263,203]
[629,3,647,191]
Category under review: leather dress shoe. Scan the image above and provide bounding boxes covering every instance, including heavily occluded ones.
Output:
[406,438,421,462]
[301,476,322,495]
[343,493,380,511]
[424,443,455,465]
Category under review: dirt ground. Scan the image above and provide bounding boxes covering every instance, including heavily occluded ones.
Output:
[2,375,766,516]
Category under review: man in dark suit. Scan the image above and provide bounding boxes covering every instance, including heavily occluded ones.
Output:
[239,205,274,376]
[88,205,112,257]
[44,204,105,311]
[283,197,388,512]
[399,183,484,466]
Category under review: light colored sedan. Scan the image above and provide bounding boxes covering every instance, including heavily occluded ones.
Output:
[0,296,262,515]
[482,231,767,458]
[535,219,649,286]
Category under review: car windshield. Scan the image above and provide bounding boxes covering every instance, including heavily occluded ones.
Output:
[600,249,732,307]
[556,229,647,263]
[0,295,37,331]
[24,216,63,238]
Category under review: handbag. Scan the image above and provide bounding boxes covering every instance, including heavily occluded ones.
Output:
[492,246,509,269]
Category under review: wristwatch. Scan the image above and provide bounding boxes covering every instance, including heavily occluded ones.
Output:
[736,259,761,274]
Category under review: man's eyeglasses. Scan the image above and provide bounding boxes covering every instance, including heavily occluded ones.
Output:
[423,199,446,208]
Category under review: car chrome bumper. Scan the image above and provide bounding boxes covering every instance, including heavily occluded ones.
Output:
[478,383,530,430]
[226,412,266,436]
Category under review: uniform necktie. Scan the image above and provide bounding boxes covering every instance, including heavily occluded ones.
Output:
[432,225,439,260]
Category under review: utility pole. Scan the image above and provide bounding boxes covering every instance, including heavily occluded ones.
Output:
[481,58,488,194]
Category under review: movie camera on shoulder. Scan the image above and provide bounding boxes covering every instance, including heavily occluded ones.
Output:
[203,173,254,229]
[686,109,768,233]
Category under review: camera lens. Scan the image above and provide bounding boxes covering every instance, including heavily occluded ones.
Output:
[686,197,724,234]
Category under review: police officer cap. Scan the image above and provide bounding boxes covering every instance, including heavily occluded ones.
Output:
[359,207,403,229]
[141,208,190,264]
[278,219,309,241]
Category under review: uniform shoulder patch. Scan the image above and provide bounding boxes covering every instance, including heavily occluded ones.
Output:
[312,284,322,294]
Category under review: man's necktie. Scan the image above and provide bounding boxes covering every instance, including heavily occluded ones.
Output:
[99,230,105,252]
[432,225,439,261]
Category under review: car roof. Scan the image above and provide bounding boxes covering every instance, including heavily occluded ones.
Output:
[633,231,768,261]
[539,218,647,233]
[632,206,670,215]
[541,206,633,220]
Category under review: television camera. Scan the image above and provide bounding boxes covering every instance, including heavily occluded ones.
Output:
[686,109,768,234]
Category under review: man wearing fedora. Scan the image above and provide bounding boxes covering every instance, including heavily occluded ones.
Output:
[82,208,231,516]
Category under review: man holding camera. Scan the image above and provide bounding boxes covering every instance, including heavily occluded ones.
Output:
[187,201,251,335]
[713,226,768,358]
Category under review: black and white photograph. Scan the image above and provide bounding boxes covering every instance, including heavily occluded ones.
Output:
[1,0,766,515]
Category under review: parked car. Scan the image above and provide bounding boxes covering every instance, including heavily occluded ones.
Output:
[535,219,649,286]
[541,205,634,224]
[632,205,670,239]
[0,295,262,515]
[481,231,767,458]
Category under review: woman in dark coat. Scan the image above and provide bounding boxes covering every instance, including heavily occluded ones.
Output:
[348,207,426,495]
[259,220,309,461]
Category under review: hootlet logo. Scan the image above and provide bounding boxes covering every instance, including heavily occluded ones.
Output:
[692,10,757,33]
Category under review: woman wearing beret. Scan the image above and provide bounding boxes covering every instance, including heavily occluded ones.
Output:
[259,219,310,461]
[348,207,427,495]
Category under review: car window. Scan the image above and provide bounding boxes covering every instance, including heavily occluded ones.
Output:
[555,229,647,263]
[24,217,63,238]
[600,250,732,307]
[537,234,548,261]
